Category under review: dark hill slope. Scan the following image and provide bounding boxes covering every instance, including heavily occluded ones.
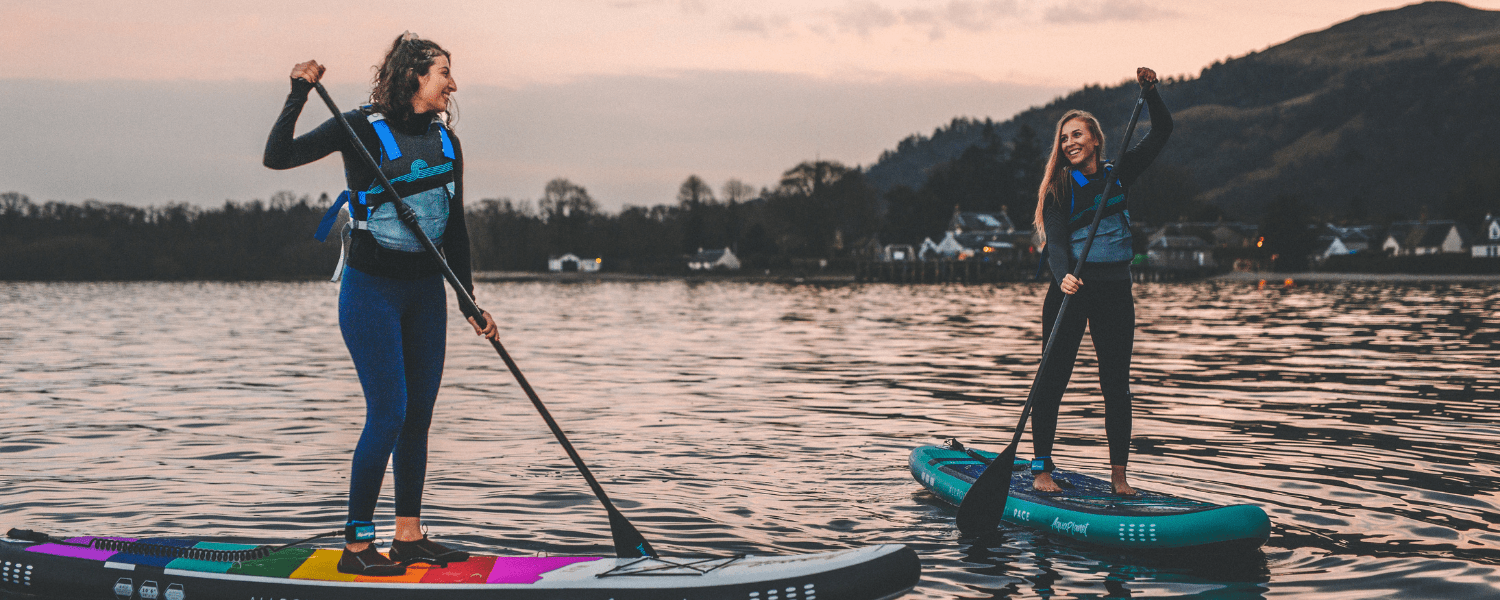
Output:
[864,1,1500,220]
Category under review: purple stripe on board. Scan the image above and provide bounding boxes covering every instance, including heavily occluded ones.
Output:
[25,537,136,561]
[486,557,599,584]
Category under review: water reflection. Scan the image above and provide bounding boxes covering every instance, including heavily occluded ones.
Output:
[1,280,1498,599]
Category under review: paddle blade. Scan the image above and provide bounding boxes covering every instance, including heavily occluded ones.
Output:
[608,506,657,558]
[955,444,1018,534]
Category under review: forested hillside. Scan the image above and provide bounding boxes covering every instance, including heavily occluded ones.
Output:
[865,1,1500,223]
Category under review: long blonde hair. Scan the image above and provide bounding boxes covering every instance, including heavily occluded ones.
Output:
[1033,110,1105,245]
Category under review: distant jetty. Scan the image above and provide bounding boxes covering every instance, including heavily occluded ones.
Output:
[471,271,858,284]
[1213,272,1500,283]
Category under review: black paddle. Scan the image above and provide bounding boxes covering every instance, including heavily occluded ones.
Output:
[305,79,657,559]
[955,86,1149,534]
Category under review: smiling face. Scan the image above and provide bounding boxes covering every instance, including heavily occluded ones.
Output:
[410,55,456,115]
[1060,117,1100,171]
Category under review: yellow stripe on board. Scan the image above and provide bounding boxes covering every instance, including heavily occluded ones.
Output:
[288,549,358,582]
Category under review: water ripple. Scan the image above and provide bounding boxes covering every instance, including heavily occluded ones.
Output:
[2,280,1499,598]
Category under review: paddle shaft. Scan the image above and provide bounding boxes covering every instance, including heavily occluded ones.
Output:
[956,88,1149,533]
[307,81,656,558]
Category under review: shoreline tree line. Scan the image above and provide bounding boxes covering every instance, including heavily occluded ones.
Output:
[0,125,1055,281]
[3,121,1497,280]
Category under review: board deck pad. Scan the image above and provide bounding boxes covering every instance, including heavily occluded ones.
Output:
[910,443,1270,551]
[942,456,1220,516]
[25,537,599,584]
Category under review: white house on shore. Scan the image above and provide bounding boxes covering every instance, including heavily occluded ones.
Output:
[547,253,601,272]
[688,247,741,270]
[917,232,968,260]
[1381,220,1469,256]
[1473,214,1500,258]
[1313,224,1376,261]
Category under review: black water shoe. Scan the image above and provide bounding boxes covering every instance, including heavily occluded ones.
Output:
[337,544,406,576]
[390,536,470,566]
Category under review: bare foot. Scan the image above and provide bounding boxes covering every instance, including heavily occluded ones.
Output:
[1111,465,1137,496]
[1034,471,1062,493]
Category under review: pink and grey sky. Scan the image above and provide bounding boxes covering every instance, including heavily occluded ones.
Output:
[3,0,1497,210]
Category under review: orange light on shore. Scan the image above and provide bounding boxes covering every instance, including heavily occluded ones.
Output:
[1257,237,1265,248]
[1284,278,1294,287]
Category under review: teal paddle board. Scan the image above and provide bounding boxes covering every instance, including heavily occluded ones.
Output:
[911,441,1269,552]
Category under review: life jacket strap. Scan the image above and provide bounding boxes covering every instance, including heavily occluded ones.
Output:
[314,191,352,242]
[367,114,402,162]
[322,191,372,283]
[1068,164,1115,214]
[438,126,455,160]
[1070,170,1090,188]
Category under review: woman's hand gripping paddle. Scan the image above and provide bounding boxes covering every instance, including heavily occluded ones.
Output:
[955,87,1149,535]
[305,79,657,559]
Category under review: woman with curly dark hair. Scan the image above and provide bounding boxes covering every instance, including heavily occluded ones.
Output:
[264,32,499,576]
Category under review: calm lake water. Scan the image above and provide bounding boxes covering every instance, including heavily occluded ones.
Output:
[2,279,1499,599]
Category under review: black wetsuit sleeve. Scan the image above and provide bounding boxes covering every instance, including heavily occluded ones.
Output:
[443,134,478,315]
[1044,200,1071,284]
[1114,85,1172,187]
[263,78,347,170]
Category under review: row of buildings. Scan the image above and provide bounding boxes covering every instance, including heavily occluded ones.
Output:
[877,210,1500,273]
[542,212,1500,275]
[547,248,742,272]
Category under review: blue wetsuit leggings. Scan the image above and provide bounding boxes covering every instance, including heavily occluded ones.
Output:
[1032,279,1134,466]
[339,266,447,523]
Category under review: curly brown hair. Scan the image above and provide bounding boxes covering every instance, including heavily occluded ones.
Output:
[369,32,455,125]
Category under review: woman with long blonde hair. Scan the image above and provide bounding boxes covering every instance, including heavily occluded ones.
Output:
[1029,67,1171,496]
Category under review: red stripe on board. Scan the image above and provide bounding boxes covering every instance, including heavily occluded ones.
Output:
[418,555,497,584]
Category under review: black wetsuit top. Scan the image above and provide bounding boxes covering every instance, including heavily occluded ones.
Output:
[1044,85,1172,283]
[263,78,475,306]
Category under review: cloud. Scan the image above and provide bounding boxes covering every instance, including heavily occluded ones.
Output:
[606,0,708,13]
[1042,0,1174,23]
[0,73,1062,211]
[902,0,1021,39]
[942,0,1023,31]
[723,1,1026,42]
[723,13,792,36]
[832,1,900,37]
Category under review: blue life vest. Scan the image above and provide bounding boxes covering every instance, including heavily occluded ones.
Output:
[315,111,456,277]
[1066,164,1133,264]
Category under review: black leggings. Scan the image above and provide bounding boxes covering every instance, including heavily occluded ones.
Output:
[1032,279,1134,466]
